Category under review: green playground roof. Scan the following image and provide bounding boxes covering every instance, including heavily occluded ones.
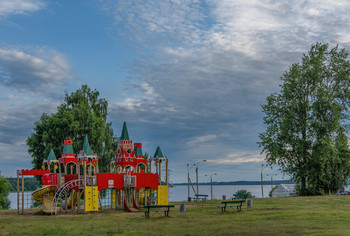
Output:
[82,135,93,156]
[135,146,143,156]
[153,146,164,158]
[46,149,57,161]
[120,121,130,140]
[62,141,74,154]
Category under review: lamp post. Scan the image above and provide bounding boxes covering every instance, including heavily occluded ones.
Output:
[205,173,217,200]
[187,162,198,201]
[195,160,206,195]
[187,163,192,201]
[261,164,271,198]
[266,173,278,190]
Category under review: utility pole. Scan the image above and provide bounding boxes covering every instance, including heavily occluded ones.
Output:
[261,164,265,198]
[187,164,190,201]
[195,160,206,195]
[205,173,217,200]
[196,165,198,195]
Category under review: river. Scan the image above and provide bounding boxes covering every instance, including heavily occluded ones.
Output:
[8,185,272,209]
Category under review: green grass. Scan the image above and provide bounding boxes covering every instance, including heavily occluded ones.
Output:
[1,195,350,235]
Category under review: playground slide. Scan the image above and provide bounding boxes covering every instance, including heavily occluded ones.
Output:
[67,189,83,209]
[32,185,57,204]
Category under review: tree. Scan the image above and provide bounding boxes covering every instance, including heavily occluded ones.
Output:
[259,43,350,195]
[0,177,11,209]
[269,185,278,198]
[27,85,118,173]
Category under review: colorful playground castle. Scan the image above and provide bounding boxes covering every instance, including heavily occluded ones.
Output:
[16,122,169,215]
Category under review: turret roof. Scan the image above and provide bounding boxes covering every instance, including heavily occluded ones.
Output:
[82,135,93,156]
[62,140,74,154]
[135,146,143,156]
[47,149,57,161]
[120,121,130,140]
[153,146,164,158]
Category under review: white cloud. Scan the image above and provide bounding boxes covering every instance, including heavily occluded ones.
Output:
[0,47,73,93]
[188,135,216,145]
[206,151,264,164]
[103,1,350,180]
[0,0,45,17]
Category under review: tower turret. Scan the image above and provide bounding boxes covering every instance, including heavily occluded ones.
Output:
[58,139,78,176]
[42,149,58,173]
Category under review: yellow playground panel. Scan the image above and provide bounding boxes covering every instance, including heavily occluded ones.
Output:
[157,185,169,205]
[85,186,99,212]
[111,189,116,207]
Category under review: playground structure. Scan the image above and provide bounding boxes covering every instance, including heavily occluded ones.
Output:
[17,122,169,215]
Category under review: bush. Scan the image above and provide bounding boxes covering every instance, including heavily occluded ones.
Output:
[0,177,11,209]
[235,189,254,198]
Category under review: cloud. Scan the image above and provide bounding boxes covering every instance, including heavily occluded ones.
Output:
[206,151,264,164]
[0,0,45,17]
[0,47,73,94]
[102,1,350,182]
[0,97,58,145]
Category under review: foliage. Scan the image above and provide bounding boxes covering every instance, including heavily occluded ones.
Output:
[235,189,254,198]
[259,43,350,195]
[269,185,279,198]
[27,85,118,173]
[0,177,11,209]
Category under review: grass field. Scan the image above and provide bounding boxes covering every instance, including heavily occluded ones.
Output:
[1,195,350,235]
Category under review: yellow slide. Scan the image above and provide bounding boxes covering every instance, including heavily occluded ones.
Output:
[67,189,83,208]
[32,185,57,204]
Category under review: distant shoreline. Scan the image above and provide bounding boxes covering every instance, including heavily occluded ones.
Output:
[172,180,295,186]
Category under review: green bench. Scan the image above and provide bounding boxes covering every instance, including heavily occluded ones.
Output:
[232,193,249,200]
[143,205,175,218]
[194,194,208,202]
[219,200,245,213]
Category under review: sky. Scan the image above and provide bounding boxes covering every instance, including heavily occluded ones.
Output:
[1,0,350,184]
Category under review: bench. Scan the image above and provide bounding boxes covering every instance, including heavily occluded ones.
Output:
[232,194,249,200]
[219,200,245,213]
[142,205,175,218]
[194,194,208,202]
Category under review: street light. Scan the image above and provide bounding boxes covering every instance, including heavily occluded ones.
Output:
[266,173,278,191]
[187,163,195,201]
[195,160,206,195]
[261,164,271,198]
[205,173,217,200]
[187,160,206,201]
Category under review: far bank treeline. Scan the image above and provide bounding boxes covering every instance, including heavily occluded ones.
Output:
[6,177,40,192]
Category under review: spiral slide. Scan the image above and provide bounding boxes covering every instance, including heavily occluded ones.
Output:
[32,185,57,204]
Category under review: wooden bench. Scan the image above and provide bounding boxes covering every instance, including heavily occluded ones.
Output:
[194,194,208,202]
[219,200,245,213]
[232,194,249,200]
[142,205,175,218]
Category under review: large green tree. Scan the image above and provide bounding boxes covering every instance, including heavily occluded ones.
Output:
[27,85,117,173]
[259,43,350,195]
